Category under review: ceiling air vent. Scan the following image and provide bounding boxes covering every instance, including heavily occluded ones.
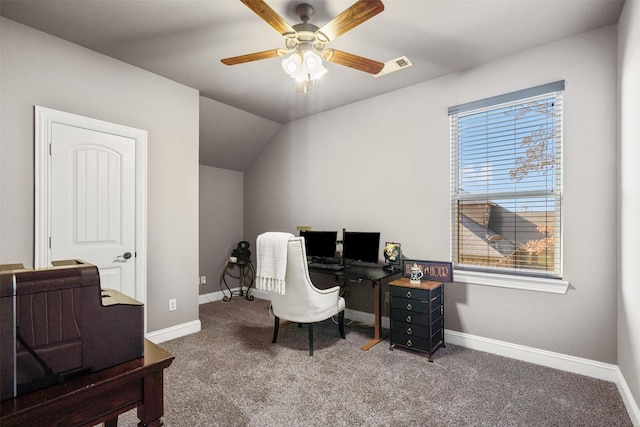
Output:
[372,56,413,78]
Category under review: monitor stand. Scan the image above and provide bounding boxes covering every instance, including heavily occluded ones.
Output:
[383,263,400,272]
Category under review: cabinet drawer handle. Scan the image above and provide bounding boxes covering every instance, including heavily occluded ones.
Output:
[406,339,413,347]
[406,303,413,311]
[406,290,412,298]
[406,315,412,323]
[406,327,412,335]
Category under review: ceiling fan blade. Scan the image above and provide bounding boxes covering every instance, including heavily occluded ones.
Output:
[240,0,295,35]
[323,49,384,75]
[221,49,283,66]
[317,0,384,42]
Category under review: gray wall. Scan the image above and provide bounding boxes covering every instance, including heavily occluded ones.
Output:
[245,26,619,364]
[0,18,200,333]
[199,165,244,295]
[618,0,640,410]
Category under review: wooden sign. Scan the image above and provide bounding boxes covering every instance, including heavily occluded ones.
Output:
[401,259,454,283]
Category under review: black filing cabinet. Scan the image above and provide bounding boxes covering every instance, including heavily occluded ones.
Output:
[389,278,444,361]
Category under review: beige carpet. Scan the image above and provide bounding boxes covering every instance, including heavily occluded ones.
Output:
[117,297,631,426]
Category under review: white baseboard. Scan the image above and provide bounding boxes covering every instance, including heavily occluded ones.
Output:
[341,308,390,329]
[443,330,639,426]
[145,289,237,343]
[444,330,619,381]
[207,291,639,425]
[614,365,640,426]
[145,319,201,344]
[198,287,264,304]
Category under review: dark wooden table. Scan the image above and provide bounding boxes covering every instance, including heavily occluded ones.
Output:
[0,339,174,427]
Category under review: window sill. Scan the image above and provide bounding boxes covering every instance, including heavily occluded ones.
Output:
[453,270,569,294]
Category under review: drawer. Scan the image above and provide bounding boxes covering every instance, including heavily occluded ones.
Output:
[390,284,442,302]
[390,293,442,315]
[391,308,432,327]
[391,317,443,340]
[391,332,428,352]
[391,332,434,353]
[391,326,444,353]
[391,321,430,340]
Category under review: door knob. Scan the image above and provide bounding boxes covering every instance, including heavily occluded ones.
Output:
[117,252,132,260]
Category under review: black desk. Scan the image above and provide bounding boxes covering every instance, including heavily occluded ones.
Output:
[309,264,401,350]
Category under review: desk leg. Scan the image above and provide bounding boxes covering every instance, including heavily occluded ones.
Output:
[361,279,385,351]
[136,370,165,427]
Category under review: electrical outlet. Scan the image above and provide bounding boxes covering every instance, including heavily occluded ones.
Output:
[200,276,206,285]
[169,298,177,311]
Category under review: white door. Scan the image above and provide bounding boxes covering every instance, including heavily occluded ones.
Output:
[50,123,136,296]
[35,106,147,311]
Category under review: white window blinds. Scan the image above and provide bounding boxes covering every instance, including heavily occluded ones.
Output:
[449,81,564,278]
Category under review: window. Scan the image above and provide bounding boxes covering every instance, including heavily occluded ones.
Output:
[449,81,564,279]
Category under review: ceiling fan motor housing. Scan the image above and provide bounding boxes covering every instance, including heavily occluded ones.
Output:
[295,3,314,23]
[287,22,325,52]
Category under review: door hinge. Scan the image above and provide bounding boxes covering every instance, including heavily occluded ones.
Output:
[49,236,51,248]
[49,143,52,156]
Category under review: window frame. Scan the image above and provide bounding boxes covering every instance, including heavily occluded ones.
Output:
[449,81,569,294]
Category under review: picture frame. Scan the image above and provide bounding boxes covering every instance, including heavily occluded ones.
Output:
[401,259,454,283]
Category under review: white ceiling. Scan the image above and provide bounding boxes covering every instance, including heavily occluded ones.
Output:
[1,0,624,169]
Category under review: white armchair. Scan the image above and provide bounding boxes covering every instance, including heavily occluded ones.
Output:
[263,235,345,356]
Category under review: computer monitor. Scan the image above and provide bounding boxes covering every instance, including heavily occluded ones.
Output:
[342,231,381,264]
[300,231,338,259]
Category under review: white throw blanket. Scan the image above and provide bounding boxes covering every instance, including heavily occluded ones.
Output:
[256,232,293,295]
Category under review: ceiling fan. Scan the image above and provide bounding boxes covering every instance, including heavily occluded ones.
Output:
[221,0,386,92]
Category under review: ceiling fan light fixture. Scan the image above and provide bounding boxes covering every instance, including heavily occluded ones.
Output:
[303,50,319,69]
[282,49,326,91]
[302,51,327,79]
[282,53,302,75]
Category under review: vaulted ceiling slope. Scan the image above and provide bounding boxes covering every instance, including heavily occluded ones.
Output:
[1,0,625,125]
[199,96,280,171]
